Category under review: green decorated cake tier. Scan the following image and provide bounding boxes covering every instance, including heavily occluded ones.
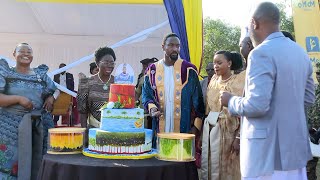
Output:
[89,128,152,154]
[157,133,195,162]
[96,130,144,146]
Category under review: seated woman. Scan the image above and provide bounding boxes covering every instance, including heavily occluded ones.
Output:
[0,43,57,179]
[77,47,116,132]
[201,50,245,180]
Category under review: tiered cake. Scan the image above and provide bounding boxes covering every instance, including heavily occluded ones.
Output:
[87,84,153,155]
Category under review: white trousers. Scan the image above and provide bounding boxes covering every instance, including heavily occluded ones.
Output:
[242,167,307,180]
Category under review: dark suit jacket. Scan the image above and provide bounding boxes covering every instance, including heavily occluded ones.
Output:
[54,72,74,91]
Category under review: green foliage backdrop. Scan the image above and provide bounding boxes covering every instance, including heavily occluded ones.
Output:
[200,1,294,77]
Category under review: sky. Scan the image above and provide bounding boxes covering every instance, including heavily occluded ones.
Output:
[202,0,290,27]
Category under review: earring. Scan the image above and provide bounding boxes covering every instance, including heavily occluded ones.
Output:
[228,65,231,67]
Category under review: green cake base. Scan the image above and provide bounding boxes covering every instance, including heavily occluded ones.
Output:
[157,136,195,162]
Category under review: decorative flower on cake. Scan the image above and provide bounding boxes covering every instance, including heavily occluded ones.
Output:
[102,101,126,109]
[106,102,115,109]
[114,102,124,109]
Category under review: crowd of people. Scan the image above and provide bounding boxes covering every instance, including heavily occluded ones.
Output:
[0,1,319,180]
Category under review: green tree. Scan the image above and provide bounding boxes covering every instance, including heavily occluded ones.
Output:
[200,2,294,77]
[201,18,240,76]
[276,2,294,36]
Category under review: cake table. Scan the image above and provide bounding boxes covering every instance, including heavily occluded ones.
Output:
[37,154,199,180]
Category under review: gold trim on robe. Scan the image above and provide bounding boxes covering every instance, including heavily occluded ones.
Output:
[154,59,187,132]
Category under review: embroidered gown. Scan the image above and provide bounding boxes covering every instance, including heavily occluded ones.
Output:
[142,59,205,133]
[205,73,245,180]
[0,59,56,179]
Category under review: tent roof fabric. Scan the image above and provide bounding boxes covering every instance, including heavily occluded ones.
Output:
[0,0,171,90]
[0,0,169,37]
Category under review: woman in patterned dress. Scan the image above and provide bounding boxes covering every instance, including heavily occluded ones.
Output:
[202,50,245,180]
[0,43,57,179]
[77,47,116,144]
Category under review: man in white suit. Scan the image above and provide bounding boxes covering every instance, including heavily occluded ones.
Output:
[220,2,315,179]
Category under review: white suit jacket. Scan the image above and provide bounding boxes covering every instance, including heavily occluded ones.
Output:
[228,32,315,178]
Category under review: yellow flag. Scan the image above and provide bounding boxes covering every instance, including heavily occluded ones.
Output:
[292,0,320,64]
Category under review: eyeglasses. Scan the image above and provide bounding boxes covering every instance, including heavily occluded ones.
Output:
[99,61,115,67]
[316,72,320,75]
[17,50,32,55]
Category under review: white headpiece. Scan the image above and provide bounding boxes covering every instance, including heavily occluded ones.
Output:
[239,26,250,45]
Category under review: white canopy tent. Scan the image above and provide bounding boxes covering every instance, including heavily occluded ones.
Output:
[0,0,171,92]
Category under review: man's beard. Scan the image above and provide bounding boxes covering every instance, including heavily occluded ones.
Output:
[169,53,179,61]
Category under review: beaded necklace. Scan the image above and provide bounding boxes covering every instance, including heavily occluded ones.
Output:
[98,74,112,90]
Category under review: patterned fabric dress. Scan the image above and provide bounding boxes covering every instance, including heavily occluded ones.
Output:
[0,59,56,179]
[205,73,245,180]
[77,75,114,122]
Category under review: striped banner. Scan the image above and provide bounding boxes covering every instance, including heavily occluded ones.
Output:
[182,0,203,71]
[164,0,203,71]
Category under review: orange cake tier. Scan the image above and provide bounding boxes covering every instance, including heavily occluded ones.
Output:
[48,128,85,154]
[109,84,135,108]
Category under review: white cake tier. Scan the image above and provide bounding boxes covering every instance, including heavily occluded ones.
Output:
[100,108,144,131]
[88,143,152,154]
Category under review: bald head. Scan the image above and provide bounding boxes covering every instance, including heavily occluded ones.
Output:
[240,37,253,61]
[206,62,215,79]
[249,2,280,47]
[253,2,280,25]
